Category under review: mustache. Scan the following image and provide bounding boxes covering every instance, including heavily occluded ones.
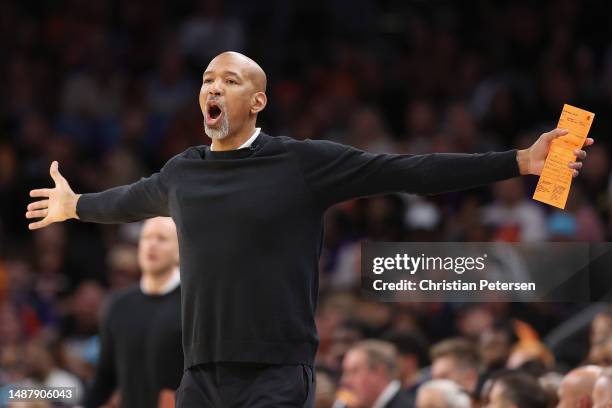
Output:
[206,97,226,107]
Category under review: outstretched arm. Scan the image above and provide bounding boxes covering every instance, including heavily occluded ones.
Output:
[287,128,593,209]
[26,161,169,229]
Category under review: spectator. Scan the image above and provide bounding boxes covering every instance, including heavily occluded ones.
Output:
[430,338,480,395]
[416,379,471,408]
[557,365,603,408]
[484,372,549,408]
[592,367,612,408]
[382,329,429,404]
[22,338,84,403]
[482,178,548,242]
[337,340,412,408]
[479,321,517,372]
[591,308,612,347]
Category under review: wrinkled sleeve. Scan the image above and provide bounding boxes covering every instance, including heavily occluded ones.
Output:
[287,139,520,209]
[77,168,170,223]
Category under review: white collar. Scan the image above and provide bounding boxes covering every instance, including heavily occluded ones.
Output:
[140,268,180,295]
[238,127,261,149]
[372,380,401,408]
[210,128,261,151]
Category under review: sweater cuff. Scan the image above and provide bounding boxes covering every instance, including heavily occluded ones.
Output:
[76,193,93,222]
[501,149,521,178]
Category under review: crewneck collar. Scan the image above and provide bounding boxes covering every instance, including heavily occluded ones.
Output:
[205,131,266,160]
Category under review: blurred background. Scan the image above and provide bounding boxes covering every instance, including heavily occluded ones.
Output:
[0,0,611,407]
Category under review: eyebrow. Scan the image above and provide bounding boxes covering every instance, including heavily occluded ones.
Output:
[203,70,242,78]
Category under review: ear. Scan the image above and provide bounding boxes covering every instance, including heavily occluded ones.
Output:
[251,92,267,114]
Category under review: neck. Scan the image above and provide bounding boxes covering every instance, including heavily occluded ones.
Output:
[211,122,257,151]
[141,267,178,295]
[402,372,420,388]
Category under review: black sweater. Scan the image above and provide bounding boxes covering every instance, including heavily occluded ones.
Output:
[83,285,182,408]
[77,133,519,368]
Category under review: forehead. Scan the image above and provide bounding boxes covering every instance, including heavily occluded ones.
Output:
[141,218,175,235]
[416,388,445,405]
[344,349,367,368]
[205,55,251,77]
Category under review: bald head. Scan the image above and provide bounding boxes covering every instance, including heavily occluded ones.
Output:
[593,368,612,408]
[558,365,603,408]
[209,51,267,92]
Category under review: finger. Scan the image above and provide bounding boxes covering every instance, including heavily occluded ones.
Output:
[27,200,49,211]
[49,161,65,185]
[572,169,579,178]
[544,128,569,141]
[572,149,587,160]
[568,161,583,170]
[583,138,594,147]
[30,189,52,198]
[25,209,48,219]
[28,219,50,230]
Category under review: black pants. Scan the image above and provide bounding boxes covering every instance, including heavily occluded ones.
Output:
[176,362,315,407]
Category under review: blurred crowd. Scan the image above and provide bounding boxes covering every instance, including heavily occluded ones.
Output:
[1,0,611,407]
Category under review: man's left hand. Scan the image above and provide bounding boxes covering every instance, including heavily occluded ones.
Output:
[516,128,594,177]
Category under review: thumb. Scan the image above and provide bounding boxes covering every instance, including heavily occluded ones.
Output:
[49,161,65,185]
[542,128,568,142]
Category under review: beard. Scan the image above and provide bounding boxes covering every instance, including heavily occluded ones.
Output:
[204,108,230,140]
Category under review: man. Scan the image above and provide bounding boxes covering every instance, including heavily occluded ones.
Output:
[479,322,517,373]
[592,367,612,408]
[430,338,480,396]
[484,372,549,408]
[382,330,429,405]
[415,379,471,408]
[589,307,612,365]
[26,51,592,407]
[82,217,182,408]
[337,340,412,408]
[557,365,603,408]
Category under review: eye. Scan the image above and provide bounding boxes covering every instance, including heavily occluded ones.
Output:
[203,78,213,84]
[226,79,237,85]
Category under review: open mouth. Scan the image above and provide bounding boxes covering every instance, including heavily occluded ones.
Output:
[206,101,224,126]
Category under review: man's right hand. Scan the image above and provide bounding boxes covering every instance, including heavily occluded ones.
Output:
[26,161,81,230]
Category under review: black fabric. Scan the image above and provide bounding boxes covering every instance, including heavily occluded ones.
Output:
[83,285,183,408]
[175,362,315,408]
[384,388,415,408]
[77,133,520,368]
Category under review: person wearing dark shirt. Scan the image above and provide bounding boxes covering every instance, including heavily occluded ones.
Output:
[26,52,593,407]
[336,340,414,408]
[83,217,182,408]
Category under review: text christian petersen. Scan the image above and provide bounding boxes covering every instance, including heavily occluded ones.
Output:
[370,253,536,292]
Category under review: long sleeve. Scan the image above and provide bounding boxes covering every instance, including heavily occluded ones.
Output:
[83,311,117,408]
[286,139,520,209]
[76,170,169,224]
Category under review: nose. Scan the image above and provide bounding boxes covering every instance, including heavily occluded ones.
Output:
[208,79,222,96]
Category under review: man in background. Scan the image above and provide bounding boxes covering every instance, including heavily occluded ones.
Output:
[592,367,612,408]
[336,340,412,408]
[415,379,471,408]
[430,338,480,396]
[382,330,429,405]
[83,217,182,408]
[557,365,602,408]
[484,372,549,408]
